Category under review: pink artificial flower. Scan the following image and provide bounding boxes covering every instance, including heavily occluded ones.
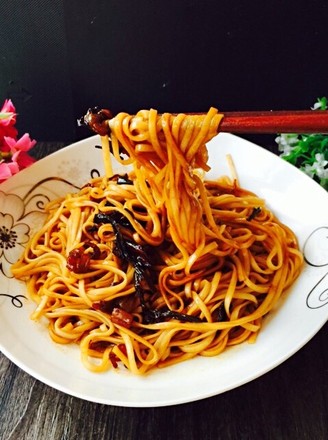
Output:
[12,149,36,168]
[0,98,16,118]
[0,99,17,140]
[1,133,37,174]
[4,133,37,153]
[0,99,36,183]
[0,160,19,182]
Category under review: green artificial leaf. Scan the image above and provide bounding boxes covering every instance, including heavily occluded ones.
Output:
[276,97,328,190]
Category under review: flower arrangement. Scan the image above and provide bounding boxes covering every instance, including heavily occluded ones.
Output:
[276,97,328,190]
[0,99,36,183]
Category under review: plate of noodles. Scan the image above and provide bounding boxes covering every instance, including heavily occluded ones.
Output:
[0,109,328,407]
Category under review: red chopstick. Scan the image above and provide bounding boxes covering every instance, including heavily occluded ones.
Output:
[219,110,328,134]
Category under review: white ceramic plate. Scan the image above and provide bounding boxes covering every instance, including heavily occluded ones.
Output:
[0,134,327,407]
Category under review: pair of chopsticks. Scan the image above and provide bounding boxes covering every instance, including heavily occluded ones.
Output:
[219,110,328,134]
[80,107,328,135]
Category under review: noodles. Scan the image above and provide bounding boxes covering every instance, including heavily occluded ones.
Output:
[12,108,303,374]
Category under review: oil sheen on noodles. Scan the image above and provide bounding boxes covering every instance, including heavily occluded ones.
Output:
[12,107,303,374]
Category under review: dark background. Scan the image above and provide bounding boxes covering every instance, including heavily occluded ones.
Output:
[1,0,327,144]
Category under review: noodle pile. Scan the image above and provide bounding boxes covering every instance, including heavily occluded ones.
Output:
[12,107,303,374]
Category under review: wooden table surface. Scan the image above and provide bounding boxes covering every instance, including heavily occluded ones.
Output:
[1,141,327,440]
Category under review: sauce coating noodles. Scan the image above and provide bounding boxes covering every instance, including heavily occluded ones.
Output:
[12,108,303,374]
